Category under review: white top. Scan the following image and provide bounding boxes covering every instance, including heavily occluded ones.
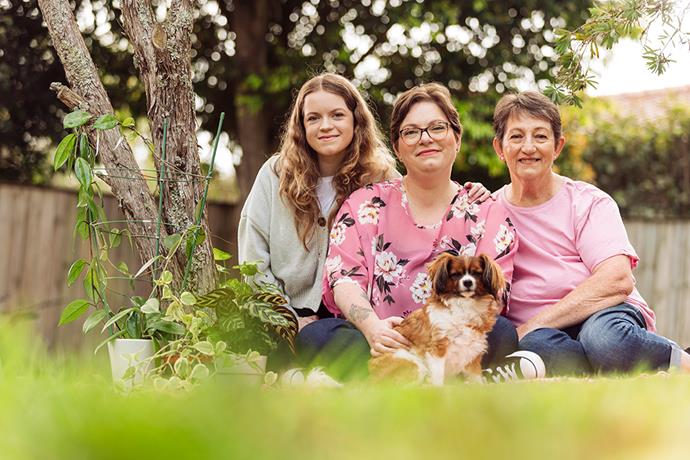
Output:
[316,176,336,215]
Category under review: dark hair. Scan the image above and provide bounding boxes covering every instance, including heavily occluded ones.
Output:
[493,91,562,142]
[389,83,463,149]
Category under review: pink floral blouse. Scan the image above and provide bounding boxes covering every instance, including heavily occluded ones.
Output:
[322,178,518,319]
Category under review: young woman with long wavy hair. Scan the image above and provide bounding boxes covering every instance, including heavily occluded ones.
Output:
[238,73,397,332]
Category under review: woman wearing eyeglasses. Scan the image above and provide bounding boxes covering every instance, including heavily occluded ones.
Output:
[297,83,525,380]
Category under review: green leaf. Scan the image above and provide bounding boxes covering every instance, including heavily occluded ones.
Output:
[102,307,136,333]
[78,133,90,160]
[192,341,214,355]
[215,341,227,354]
[74,158,92,188]
[110,229,122,248]
[134,257,157,278]
[236,262,259,277]
[121,365,136,381]
[264,371,278,386]
[63,110,92,129]
[190,363,210,381]
[163,233,182,253]
[130,296,146,307]
[121,117,136,129]
[82,309,108,334]
[116,261,129,275]
[149,319,185,335]
[159,270,173,285]
[54,133,77,171]
[93,114,119,130]
[194,200,204,222]
[67,259,88,286]
[213,248,231,261]
[180,292,196,306]
[93,328,127,354]
[125,313,139,338]
[185,227,205,259]
[58,299,91,326]
[245,299,289,327]
[174,357,190,379]
[76,217,90,240]
[195,228,206,245]
[162,285,173,300]
[141,298,160,314]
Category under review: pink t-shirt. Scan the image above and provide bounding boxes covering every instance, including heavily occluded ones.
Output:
[322,179,518,319]
[496,178,656,331]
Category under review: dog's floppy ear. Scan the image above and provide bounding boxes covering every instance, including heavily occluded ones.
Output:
[429,252,453,295]
[479,253,505,296]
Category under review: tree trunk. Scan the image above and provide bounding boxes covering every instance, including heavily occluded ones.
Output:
[233,0,272,202]
[37,0,217,293]
[120,0,216,293]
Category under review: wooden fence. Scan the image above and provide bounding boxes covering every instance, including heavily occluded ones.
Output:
[1,182,689,349]
[0,182,240,349]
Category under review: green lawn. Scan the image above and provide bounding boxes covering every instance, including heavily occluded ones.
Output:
[0,321,688,460]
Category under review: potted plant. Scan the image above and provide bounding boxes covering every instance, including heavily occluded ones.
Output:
[54,109,297,390]
[146,258,298,389]
[199,260,297,382]
[53,111,190,385]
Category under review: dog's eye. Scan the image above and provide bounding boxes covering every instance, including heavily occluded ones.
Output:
[450,273,462,280]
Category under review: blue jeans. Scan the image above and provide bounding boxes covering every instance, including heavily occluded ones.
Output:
[518,303,678,376]
[296,315,518,381]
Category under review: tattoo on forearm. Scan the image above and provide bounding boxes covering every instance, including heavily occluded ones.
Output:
[349,303,373,323]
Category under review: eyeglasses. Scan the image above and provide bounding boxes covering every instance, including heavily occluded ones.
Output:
[399,121,450,145]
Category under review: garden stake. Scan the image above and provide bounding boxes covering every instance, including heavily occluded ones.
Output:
[154,118,168,280]
[182,112,225,292]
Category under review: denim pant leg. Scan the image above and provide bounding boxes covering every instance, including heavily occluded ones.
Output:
[296,318,370,381]
[578,303,675,373]
[482,316,519,368]
[519,326,592,376]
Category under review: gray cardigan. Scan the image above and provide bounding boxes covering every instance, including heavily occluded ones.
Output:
[238,156,330,316]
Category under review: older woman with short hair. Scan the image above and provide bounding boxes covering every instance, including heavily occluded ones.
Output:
[492,91,690,376]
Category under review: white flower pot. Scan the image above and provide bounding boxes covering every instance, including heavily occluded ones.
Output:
[107,338,154,384]
[216,355,267,386]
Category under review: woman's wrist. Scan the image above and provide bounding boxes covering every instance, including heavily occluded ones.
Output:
[356,315,381,342]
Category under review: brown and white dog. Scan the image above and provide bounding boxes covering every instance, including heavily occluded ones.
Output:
[369,252,505,385]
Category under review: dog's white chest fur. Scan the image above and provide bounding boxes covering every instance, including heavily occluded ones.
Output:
[428,298,484,331]
[428,300,488,376]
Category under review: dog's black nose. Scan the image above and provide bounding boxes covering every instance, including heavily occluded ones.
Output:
[463,279,474,288]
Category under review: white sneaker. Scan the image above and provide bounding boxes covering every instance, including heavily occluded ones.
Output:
[279,368,306,386]
[279,367,342,388]
[305,367,342,388]
[482,351,546,383]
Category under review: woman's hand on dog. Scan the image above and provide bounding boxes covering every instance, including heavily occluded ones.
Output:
[361,316,412,357]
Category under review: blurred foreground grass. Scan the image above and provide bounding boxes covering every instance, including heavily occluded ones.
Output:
[0,318,689,460]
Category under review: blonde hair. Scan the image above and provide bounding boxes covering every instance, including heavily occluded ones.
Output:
[276,73,397,248]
